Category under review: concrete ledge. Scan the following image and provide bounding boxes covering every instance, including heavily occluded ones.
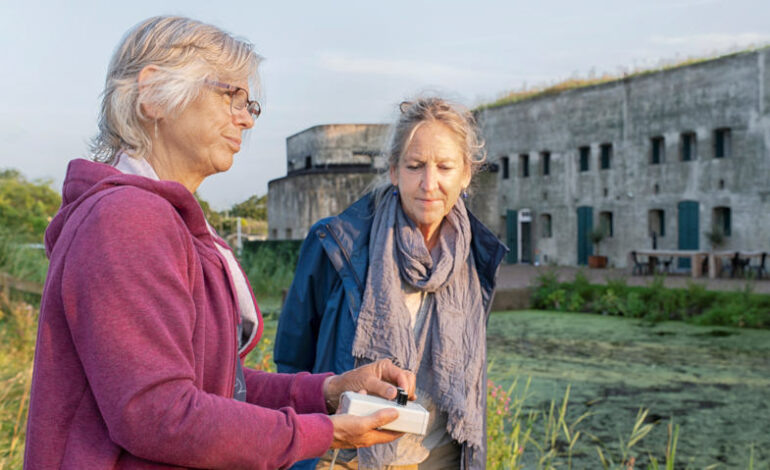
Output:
[491,288,532,311]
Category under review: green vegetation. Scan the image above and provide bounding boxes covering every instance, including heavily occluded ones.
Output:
[477,47,765,111]
[487,310,770,468]
[0,169,61,244]
[0,294,35,468]
[0,169,58,467]
[531,271,770,328]
[196,192,268,238]
[229,194,267,221]
[0,232,49,287]
[238,240,302,307]
[486,379,683,469]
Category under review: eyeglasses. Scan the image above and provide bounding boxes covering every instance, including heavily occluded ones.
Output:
[205,80,261,119]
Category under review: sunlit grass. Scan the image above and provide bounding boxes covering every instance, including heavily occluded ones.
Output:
[0,294,36,469]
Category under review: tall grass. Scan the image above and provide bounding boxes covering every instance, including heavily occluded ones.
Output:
[238,240,301,306]
[0,294,36,469]
[0,230,48,286]
[485,377,705,469]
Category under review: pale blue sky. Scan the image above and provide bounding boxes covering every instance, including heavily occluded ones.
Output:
[2,0,769,209]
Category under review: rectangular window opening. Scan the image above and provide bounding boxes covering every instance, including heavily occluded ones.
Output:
[579,146,590,172]
[681,132,696,162]
[541,151,551,176]
[501,156,510,179]
[714,128,732,158]
[713,207,732,237]
[600,143,612,170]
[519,154,529,178]
[541,214,552,238]
[651,136,665,165]
[599,211,614,238]
[648,209,665,238]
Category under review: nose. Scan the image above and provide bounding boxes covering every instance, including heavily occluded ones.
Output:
[421,165,438,192]
[233,108,255,129]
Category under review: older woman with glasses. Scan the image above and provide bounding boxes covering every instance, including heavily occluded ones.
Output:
[275,98,507,469]
[25,16,415,469]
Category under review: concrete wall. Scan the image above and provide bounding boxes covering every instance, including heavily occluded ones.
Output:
[477,48,770,268]
[267,170,378,240]
[269,124,389,240]
[465,167,503,239]
[286,124,389,173]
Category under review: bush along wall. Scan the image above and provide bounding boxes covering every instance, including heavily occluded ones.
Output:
[531,271,770,329]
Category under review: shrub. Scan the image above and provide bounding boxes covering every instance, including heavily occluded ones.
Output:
[529,275,770,329]
[531,271,561,309]
[238,240,302,304]
[0,170,61,243]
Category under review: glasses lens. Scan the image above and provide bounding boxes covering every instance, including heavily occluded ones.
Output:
[231,89,248,111]
[247,100,261,119]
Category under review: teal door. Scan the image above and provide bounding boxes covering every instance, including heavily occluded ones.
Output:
[577,206,593,265]
[506,210,518,263]
[678,201,700,269]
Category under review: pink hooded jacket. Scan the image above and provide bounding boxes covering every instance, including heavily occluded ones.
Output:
[24,159,333,469]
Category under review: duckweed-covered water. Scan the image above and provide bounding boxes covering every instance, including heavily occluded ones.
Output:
[487,310,770,469]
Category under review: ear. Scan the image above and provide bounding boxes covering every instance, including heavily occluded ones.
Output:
[137,65,162,119]
[389,165,398,186]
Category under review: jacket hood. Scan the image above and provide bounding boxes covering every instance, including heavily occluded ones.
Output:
[45,159,210,257]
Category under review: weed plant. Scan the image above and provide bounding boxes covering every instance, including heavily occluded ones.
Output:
[485,376,717,469]
[531,271,770,329]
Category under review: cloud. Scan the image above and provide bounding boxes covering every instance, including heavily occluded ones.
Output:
[650,33,770,51]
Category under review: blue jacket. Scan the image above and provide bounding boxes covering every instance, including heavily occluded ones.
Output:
[274,193,507,469]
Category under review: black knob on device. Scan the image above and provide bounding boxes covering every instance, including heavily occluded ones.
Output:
[395,387,408,406]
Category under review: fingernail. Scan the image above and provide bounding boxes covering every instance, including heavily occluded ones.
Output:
[387,386,396,397]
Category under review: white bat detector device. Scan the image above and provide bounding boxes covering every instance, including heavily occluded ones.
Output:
[338,388,429,435]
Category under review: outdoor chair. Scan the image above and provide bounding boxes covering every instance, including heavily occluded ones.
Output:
[750,252,767,280]
[727,252,751,278]
[631,251,650,275]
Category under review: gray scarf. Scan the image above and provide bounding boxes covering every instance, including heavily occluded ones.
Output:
[352,188,485,469]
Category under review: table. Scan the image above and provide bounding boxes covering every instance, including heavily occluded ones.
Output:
[708,251,766,279]
[628,250,708,278]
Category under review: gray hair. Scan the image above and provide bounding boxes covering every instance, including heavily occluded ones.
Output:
[371,97,486,201]
[91,16,262,163]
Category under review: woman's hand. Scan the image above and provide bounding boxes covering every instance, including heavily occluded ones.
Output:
[328,410,403,448]
[322,359,416,413]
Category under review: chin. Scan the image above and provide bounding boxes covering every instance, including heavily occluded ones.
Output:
[214,157,235,173]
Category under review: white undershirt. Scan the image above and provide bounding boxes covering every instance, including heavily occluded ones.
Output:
[114,153,258,351]
[390,283,453,465]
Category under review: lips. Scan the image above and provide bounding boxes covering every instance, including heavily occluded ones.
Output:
[416,198,442,205]
[224,136,241,151]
